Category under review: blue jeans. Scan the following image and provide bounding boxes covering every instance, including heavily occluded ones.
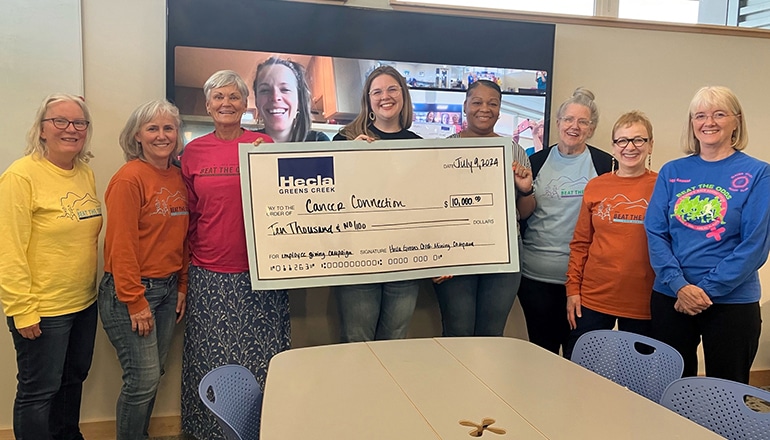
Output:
[434,272,520,336]
[563,305,651,360]
[99,273,178,440]
[336,280,420,342]
[8,302,97,440]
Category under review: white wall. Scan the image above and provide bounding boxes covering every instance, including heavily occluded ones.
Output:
[0,0,83,174]
[1,0,770,429]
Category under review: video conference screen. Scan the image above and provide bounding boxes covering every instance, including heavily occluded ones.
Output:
[167,0,555,153]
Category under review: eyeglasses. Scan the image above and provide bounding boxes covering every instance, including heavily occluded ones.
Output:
[42,118,90,131]
[691,111,735,123]
[613,137,649,148]
[559,116,592,129]
[369,85,401,100]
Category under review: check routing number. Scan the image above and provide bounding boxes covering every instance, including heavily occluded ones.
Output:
[239,137,519,290]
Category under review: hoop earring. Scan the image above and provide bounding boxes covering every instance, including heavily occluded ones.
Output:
[611,156,617,174]
[369,111,376,122]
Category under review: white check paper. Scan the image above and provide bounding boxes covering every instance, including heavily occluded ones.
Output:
[239,137,519,289]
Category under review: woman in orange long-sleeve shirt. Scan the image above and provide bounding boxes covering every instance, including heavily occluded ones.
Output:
[563,111,657,359]
[99,100,189,440]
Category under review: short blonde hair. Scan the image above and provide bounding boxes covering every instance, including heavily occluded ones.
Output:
[119,100,183,163]
[683,86,748,155]
[612,110,653,141]
[25,93,93,163]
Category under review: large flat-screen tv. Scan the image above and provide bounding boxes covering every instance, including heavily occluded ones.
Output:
[167,0,555,154]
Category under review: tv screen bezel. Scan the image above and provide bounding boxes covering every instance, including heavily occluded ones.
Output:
[166,0,555,146]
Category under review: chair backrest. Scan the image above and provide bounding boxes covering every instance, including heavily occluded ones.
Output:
[198,364,263,440]
[660,376,770,440]
[571,329,684,402]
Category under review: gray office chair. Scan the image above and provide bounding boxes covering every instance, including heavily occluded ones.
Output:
[660,376,770,440]
[571,329,684,402]
[198,364,263,440]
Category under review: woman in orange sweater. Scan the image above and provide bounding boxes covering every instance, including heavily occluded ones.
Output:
[100,100,189,440]
[563,111,657,359]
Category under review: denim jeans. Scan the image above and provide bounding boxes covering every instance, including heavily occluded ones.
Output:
[8,302,97,440]
[563,305,652,360]
[99,272,178,440]
[434,272,520,336]
[336,280,420,342]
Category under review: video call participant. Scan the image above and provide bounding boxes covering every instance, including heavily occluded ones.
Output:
[433,80,534,337]
[333,65,422,342]
[180,70,289,439]
[564,110,657,359]
[254,56,329,142]
[518,87,612,355]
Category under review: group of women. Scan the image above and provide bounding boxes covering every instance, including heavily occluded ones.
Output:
[0,56,321,440]
[521,85,769,389]
[0,55,767,440]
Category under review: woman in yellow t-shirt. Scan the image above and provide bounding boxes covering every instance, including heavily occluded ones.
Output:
[0,93,102,440]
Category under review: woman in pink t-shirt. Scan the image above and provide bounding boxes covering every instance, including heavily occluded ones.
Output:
[179,70,289,440]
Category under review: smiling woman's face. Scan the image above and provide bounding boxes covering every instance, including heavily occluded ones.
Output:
[691,105,739,152]
[368,73,403,124]
[463,84,500,136]
[612,122,652,175]
[40,101,87,168]
[205,84,246,129]
[256,64,299,140]
[557,103,593,151]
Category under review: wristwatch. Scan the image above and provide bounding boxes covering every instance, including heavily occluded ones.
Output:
[518,187,534,197]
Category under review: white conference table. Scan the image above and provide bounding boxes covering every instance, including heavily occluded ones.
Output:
[261,337,721,439]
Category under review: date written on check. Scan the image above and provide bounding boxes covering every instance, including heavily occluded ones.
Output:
[239,137,519,290]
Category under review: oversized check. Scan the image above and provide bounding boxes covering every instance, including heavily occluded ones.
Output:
[239,137,519,289]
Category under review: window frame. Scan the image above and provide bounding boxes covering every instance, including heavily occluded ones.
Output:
[390,0,770,38]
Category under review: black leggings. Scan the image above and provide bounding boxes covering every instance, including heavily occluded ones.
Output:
[650,291,761,384]
[518,276,570,355]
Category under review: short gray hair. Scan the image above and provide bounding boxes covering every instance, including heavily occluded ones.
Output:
[203,70,249,103]
[25,93,94,163]
[119,100,183,163]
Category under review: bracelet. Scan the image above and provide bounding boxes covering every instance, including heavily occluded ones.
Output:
[518,187,534,197]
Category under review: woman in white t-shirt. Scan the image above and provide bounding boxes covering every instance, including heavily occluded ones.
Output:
[518,88,612,355]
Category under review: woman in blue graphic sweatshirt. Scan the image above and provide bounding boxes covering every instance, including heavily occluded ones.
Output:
[644,86,770,384]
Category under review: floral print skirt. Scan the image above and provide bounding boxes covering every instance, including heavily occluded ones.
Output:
[181,265,290,439]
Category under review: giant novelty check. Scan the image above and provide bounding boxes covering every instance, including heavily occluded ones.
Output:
[239,137,519,290]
